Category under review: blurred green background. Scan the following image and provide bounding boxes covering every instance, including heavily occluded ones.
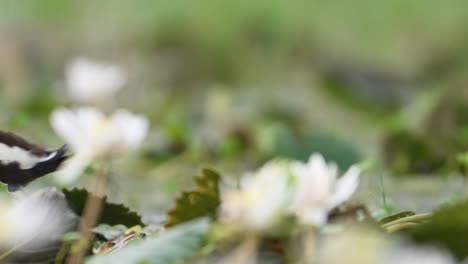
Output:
[1,0,468,221]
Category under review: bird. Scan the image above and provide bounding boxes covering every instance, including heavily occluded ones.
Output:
[0,130,69,192]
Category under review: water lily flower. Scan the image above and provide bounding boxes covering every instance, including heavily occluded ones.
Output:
[66,57,126,104]
[220,153,360,231]
[290,153,360,225]
[220,161,292,231]
[50,107,149,184]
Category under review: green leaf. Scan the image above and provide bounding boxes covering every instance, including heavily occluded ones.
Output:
[86,218,210,264]
[93,224,129,241]
[409,200,468,260]
[63,188,144,227]
[165,169,221,227]
[379,211,415,225]
[0,183,8,193]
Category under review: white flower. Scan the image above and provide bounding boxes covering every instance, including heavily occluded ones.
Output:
[50,107,149,184]
[220,153,361,231]
[0,188,77,249]
[220,161,292,231]
[66,57,126,104]
[290,153,360,225]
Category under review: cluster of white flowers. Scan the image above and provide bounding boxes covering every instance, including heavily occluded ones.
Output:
[50,57,149,184]
[221,153,361,230]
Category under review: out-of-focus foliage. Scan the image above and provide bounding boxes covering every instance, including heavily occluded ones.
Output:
[1,0,468,176]
[264,129,361,170]
[1,0,468,262]
[165,169,220,227]
[93,224,129,242]
[410,200,468,260]
[87,218,210,264]
[64,188,144,227]
[379,211,415,225]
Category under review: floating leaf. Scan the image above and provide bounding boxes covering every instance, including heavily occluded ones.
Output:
[379,211,416,225]
[93,224,128,241]
[86,218,210,264]
[94,232,146,255]
[165,169,220,227]
[63,188,144,227]
[409,200,468,260]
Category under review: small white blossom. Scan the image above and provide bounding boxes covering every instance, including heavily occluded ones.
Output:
[221,161,292,231]
[290,153,360,225]
[66,57,126,104]
[50,107,149,184]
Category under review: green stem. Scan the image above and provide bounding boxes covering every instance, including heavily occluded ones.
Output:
[379,172,389,213]
[381,213,432,229]
[386,222,421,233]
[0,237,34,261]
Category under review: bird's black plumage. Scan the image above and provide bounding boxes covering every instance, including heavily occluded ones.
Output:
[0,131,68,191]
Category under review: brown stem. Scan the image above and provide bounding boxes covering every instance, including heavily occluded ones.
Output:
[67,164,109,264]
[303,230,316,263]
[221,235,258,264]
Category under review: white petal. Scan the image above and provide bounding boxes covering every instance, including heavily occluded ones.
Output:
[221,161,291,230]
[298,208,328,226]
[54,152,94,184]
[307,153,328,171]
[50,108,86,151]
[111,109,149,150]
[307,153,334,194]
[327,165,360,210]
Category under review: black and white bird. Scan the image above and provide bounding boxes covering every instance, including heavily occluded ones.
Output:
[0,131,68,192]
